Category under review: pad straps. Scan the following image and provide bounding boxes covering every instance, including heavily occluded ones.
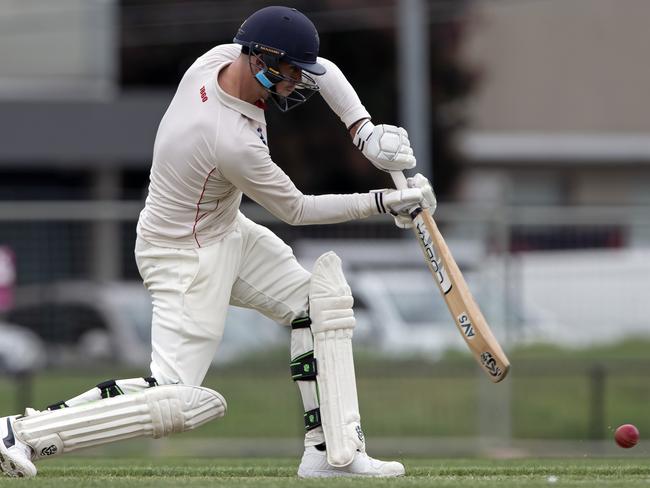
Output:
[290,351,317,381]
[290,317,322,432]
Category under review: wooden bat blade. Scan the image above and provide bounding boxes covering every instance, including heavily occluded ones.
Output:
[411,209,510,382]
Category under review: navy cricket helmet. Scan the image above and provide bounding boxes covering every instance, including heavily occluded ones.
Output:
[234,6,325,111]
[234,6,326,75]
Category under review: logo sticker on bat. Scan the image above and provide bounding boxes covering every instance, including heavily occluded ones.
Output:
[457,312,475,338]
[480,352,503,378]
[414,219,452,294]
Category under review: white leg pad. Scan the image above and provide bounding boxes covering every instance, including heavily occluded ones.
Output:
[310,252,364,467]
[13,385,226,460]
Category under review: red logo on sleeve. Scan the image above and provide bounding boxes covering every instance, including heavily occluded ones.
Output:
[199,86,208,103]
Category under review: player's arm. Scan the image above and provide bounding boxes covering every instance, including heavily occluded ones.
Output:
[314,57,371,130]
[315,57,415,173]
[219,139,423,226]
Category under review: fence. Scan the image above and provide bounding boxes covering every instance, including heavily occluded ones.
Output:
[1,201,649,451]
[1,358,648,458]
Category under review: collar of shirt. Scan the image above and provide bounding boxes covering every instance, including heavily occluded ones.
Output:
[213,62,266,125]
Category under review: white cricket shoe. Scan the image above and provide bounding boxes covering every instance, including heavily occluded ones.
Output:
[297,445,405,478]
[0,415,36,478]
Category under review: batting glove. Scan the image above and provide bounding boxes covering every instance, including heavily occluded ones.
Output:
[391,173,437,229]
[353,120,416,172]
[370,188,423,224]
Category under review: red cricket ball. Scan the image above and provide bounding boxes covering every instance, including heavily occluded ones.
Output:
[614,424,640,448]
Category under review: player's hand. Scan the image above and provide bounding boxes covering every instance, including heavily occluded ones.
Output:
[389,173,437,229]
[353,120,416,172]
[409,173,437,211]
[370,187,423,228]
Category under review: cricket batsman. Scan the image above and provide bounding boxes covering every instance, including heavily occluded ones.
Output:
[0,6,436,478]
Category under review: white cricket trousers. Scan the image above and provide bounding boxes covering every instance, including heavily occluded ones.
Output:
[135,212,310,386]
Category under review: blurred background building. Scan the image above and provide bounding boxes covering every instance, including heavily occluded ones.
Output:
[0,0,649,457]
[461,0,650,211]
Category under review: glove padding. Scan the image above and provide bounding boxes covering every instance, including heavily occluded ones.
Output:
[353,120,416,172]
[391,173,437,229]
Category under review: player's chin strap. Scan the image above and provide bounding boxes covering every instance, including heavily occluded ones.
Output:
[254,70,275,89]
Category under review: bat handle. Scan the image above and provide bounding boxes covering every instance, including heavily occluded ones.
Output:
[390,170,422,215]
[390,170,409,190]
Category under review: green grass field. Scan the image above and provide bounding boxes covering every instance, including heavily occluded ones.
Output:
[0,343,649,485]
[1,458,648,487]
[1,340,649,441]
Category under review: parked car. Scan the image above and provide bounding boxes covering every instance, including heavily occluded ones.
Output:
[294,239,564,356]
[348,267,559,358]
[512,248,650,347]
[0,321,46,374]
[5,281,151,367]
[349,269,464,358]
[5,281,287,367]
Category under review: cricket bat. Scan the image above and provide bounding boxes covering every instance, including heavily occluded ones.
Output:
[391,171,510,382]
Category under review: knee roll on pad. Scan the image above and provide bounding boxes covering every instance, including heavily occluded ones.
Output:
[14,385,226,460]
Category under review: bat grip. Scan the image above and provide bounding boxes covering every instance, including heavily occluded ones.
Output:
[390,170,409,190]
[390,170,424,216]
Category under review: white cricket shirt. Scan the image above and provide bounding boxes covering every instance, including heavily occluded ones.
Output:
[137,44,378,249]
